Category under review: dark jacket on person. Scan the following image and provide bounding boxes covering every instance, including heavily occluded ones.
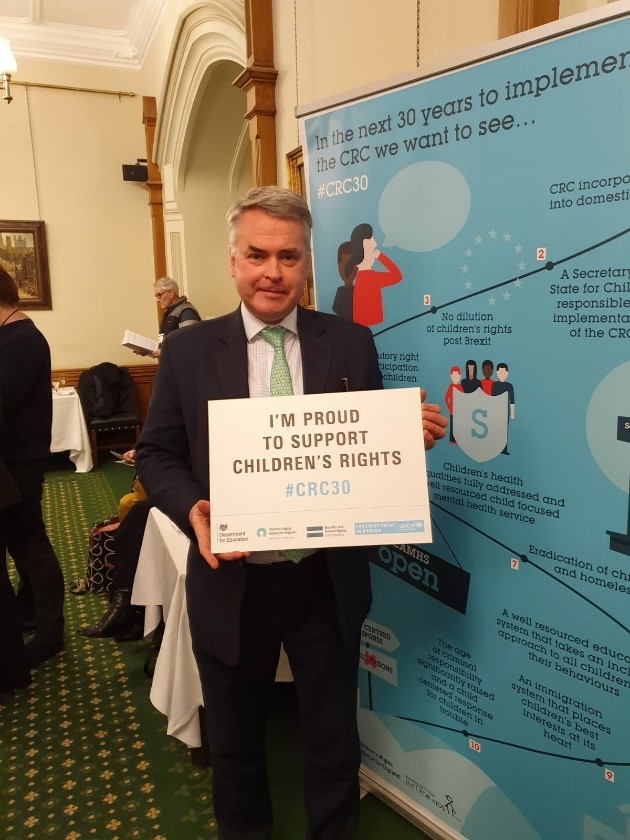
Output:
[136,305,383,665]
[0,401,20,510]
[159,296,201,336]
[0,319,52,462]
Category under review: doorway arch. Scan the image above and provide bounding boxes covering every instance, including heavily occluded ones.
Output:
[154,1,251,318]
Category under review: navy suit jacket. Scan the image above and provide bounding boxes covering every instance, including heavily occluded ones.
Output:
[136,306,383,664]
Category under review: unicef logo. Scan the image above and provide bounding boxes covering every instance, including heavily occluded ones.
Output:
[256,527,267,537]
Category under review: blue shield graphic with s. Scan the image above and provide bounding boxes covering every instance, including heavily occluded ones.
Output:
[452,390,508,462]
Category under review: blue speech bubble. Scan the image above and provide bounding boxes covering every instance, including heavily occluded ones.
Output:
[379,161,471,252]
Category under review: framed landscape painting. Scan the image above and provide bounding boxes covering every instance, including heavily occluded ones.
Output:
[0,220,51,309]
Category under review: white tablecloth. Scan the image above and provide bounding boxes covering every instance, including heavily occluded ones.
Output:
[51,387,93,473]
[132,507,292,749]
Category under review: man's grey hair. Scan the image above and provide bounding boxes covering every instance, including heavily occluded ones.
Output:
[226,186,312,252]
[153,276,179,295]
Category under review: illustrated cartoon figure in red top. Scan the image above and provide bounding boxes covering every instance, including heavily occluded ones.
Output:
[347,223,403,327]
[444,366,464,444]
[480,359,495,395]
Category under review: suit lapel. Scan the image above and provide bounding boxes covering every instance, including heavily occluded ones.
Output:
[214,309,250,399]
[298,308,333,394]
[211,307,334,398]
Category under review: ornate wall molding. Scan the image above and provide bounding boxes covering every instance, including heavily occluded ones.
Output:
[153,1,246,200]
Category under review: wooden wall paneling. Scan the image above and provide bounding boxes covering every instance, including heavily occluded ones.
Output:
[233,0,278,186]
[532,0,560,29]
[127,364,158,426]
[143,96,167,283]
[499,0,559,38]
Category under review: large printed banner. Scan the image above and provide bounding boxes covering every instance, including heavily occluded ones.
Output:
[300,8,630,840]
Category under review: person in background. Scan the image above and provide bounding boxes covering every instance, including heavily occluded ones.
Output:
[152,276,201,358]
[76,498,150,641]
[0,266,65,667]
[76,447,148,640]
[115,449,147,520]
[0,400,31,692]
[136,186,447,839]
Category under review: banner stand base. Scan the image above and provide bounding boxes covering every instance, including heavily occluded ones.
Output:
[360,767,460,840]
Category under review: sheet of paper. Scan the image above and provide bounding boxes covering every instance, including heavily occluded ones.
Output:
[109,450,135,466]
[122,329,158,354]
[208,388,431,552]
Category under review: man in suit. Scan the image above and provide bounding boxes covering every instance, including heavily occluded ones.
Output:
[136,187,447,839]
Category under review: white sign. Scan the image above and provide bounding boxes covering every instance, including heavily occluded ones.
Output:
[208,388,431,552]
[361,619,401,653]
[359,646,398,687]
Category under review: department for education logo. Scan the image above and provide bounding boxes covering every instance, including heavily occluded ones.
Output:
[219,523,228,532]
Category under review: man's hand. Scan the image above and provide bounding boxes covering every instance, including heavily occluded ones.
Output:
[420,389,447,450]
[188,500,250,570]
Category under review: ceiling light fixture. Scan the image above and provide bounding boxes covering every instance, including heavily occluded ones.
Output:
[0,36,17,103]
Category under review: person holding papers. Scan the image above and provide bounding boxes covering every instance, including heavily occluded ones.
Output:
[152,276,201,358]
[135,187,447,840]
[125,278,201,358]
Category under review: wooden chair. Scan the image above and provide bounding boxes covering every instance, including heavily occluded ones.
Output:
[77,363,140,468]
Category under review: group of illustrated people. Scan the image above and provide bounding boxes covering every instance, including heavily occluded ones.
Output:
[444,358,516,451]
[333,222,403,327]
[0,186,449,840]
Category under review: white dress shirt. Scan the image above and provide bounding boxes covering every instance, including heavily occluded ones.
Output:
[239,304,314,564]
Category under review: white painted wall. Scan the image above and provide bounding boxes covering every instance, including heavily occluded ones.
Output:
[0,58,156,369]
[1,0,614,370]
[179,60,249,319]
[273,0,501,186]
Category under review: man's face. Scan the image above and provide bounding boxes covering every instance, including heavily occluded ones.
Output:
[497,367,508,382]
[156,288,176,311]
[230,208,309,324]
[482,363,493,379]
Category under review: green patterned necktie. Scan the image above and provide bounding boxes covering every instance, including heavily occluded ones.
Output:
[260,326,293,396]
[260,326,302,563]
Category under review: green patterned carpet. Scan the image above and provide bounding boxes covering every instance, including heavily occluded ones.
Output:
[0,470,217,840]
[1,463,429,840]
